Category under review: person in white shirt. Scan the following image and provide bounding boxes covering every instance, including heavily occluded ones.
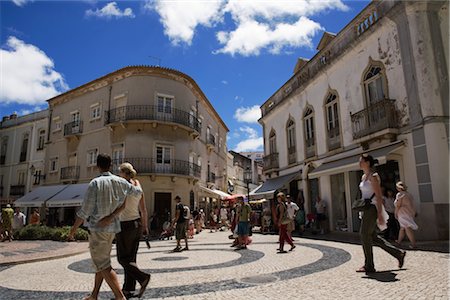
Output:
[286,195,299,238]
[315,196,327,234]
[220,206,229,228]
[12,207,26,234]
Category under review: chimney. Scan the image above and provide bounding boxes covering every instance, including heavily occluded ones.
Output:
[9,112,18,119]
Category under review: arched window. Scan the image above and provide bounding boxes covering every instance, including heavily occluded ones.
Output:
[325,92,341,150]
[303,107,315,158]
[364,65,386,105]
[286,119,297,164]
[269,129,277,154]
[20,133,29,162]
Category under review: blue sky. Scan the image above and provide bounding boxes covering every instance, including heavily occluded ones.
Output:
[1,0,370,152]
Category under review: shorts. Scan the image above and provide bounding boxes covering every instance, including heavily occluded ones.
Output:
[287,219,295,232]
[88,231,116,272]
[175,222,187,240]
[237,221,249,236]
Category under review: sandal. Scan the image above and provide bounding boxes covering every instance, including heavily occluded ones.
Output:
[356,266,376,273]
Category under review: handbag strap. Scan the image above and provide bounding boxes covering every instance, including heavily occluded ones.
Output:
[369,193,375,200]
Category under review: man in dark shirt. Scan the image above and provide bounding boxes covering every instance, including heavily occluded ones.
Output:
[171,195,188,252]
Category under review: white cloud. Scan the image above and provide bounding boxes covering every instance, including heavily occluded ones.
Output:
[0,36,69,105]
[145,0,225,45]
[221,80,228,85]
[12,0,28,7]
[86,2,135,19]
[148,0,348,56]
[234,126,263,152]
[234,105,261,124]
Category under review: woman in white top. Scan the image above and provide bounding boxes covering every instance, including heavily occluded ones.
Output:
[357,154,405,274]
[116,163,150,298]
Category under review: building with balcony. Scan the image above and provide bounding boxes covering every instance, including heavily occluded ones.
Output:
[227,151,262,197]
[0,110,49,206]
[43,66,229,230]
[258,1,448,240]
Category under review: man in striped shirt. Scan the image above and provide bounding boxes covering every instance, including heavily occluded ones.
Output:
[69,154,142,300]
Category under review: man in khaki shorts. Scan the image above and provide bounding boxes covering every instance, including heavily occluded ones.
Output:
[69,154,143,300]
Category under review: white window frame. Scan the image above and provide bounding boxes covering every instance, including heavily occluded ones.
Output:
[53,117,62,132]
[364,66,385,105]
[37,129,45,150]
[18,171,25,185]
[269,131,277,154]
[156,94,174,114]
[87,148,99,167]
[49,157,58,173]
[71,110,81,123]
[155,145,172,165]
[90,103,101,121]
[286,120,296,149]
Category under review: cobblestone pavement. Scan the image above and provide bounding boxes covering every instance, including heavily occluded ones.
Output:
[0,231,448,299]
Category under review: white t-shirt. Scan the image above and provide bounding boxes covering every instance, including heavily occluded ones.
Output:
[220,208,228,220]
[120,192,141,222]
[315,200,326,214]
[286,202,299,219]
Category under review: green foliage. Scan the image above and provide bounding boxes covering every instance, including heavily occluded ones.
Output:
[15,225,88,241]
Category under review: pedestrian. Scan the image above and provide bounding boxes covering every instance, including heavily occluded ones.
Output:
[276,192,295,253]
[383,188,399,241]
[98,162,151,299]
[172,195,189,252]
[1,204,14,241]
[30,208,40,225]
[394,181,418,249]
[220,206,229,229]
[199,209,205,229]
[12,207,26,235]
[356,153,406,274]
[286,195,299,239]
[235,196,251,250]
[315,196,327,234]
[296,193,306,234]
[68,154,144,300]
[209,208,218,232]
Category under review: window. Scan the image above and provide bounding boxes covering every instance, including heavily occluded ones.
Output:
[71,111,81,123]
[87,149,98,166]
[157,95,173,114]
[37,129,45,150]
[156,146,171,164]
[90,103,101,120]
[364,65,385,104]
[286,119,296,150]
[325,93,341,150]
[20,133,29,162]
[50,158,58,173]
[18,171,25,185]
[303,107,315,158]
[112,147,124,173]
[269,130,277,154]
[33,170,42,185]
[0,137,7,165]
[53,117,62,132]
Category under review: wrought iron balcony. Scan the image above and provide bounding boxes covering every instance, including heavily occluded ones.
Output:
[350,99,398,139]
[112,158,201,178]
[288,146,297,165]
[105,105,201,134]
[327,126,341,151]
[60,166,80,180]
[263,153,279,171]
[64,121,83,136]
[10,185,25,196]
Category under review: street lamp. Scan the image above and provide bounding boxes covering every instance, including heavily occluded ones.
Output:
[244,166,252,201]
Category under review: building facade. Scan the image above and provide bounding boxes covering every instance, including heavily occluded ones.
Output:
[0,111,48,206]
[258,1,448,240]
[228,151,261,197]
[44,66,228,229]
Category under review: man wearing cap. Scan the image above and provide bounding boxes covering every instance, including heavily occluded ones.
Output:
[172,195,188,252]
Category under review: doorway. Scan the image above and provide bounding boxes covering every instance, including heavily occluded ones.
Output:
[154,192,172,231]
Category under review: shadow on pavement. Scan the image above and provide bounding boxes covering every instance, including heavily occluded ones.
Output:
[362,269,404,282]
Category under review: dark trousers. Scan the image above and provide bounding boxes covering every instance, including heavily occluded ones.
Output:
[117,219,148,292]
[360,205,403,270]
[384,212,399,240]
[278,224,294,249]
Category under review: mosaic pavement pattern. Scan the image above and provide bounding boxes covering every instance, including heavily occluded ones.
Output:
[0,231,448,299]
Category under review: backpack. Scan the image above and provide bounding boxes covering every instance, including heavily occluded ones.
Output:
[183,206,191,220]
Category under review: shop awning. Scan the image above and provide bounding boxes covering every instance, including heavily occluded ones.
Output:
[251,171,300,198]
[14,185,68,207]
[199,186,231,200]
[309,140,405,178]
[46,183,90,207]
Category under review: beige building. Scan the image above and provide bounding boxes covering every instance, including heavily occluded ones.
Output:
[257,1,448,240]
[0,110,48,206]
[42,66,228,229]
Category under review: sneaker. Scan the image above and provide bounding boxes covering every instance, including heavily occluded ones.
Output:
[181,247,189,251]
[173,246,182,252]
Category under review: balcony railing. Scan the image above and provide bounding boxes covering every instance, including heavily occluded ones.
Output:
[263,153,279,171]
[64,121,83,136]
[350,99,398,139]
[10,185,25,196]
[327,126,341,151]
[112,158,201,178]
[105,105,201,134]
[207,133,216,147]
[60,166,80,180]
[207,172,216,183]
[288,146,297,164]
